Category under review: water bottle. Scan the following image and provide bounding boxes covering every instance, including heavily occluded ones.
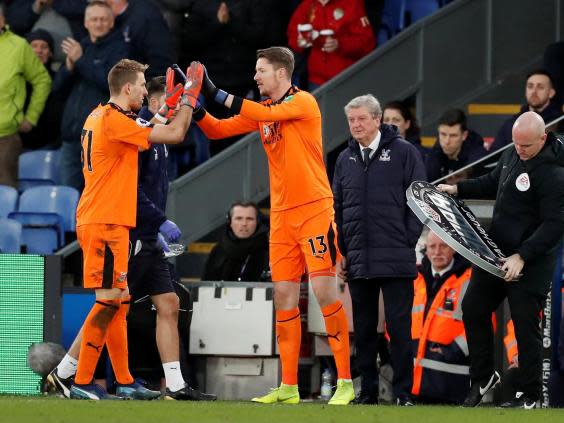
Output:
[320,368,333,400]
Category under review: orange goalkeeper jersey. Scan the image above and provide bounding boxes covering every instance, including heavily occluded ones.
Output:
[76,103,151,227]
[198,87,333,211]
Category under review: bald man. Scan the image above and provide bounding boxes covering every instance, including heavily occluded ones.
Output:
[438,111,564,408]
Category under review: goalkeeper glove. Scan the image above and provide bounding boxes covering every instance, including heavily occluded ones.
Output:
[202,65,229,105]
[180,61,204,109]
[155,67,183,123]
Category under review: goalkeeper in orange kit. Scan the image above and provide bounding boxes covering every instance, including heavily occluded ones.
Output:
[193,46,354,405]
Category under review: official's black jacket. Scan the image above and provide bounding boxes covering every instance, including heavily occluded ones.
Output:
[458,133,564,294]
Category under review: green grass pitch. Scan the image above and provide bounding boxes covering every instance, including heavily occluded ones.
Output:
[1,396,564,423]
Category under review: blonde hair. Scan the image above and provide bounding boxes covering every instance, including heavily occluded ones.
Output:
[108,59,148,96]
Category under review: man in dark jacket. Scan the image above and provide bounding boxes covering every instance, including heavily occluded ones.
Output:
[202,201,269,282]
[439,111,564,408]
[56,0,128,191]
[333,93,426,405]
[490,69,562,153]
[425,108,487,183]
[106,0,176,79]
[127,76,215,401]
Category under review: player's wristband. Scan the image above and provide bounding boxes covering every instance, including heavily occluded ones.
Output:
[214,89,229,105]
[230,96,243,114]
[154,112,168,124]
[192,106,206,121]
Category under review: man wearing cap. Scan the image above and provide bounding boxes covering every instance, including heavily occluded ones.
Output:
[23,28,63,150]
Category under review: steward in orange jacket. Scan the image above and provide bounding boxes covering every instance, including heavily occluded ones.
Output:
[411,231,472,404]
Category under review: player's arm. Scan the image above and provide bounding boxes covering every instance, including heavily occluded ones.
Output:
[149,62,204,145]
[201,66,315,121]
[194,108,257,140]
[518,167,564,262]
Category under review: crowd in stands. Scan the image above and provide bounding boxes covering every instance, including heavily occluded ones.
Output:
[6,0,559,192]
[1,0,459,192]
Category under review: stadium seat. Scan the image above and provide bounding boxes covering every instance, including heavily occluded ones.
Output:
[378,0,406,44]
[0,218,22,253]
[18,150,61,192]
[8,186,79,253]
[405,0,440,24]
[379,0,440,44]
[0,185,18,218]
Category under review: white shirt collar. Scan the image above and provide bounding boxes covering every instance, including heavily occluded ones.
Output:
[431,260,454,278]
[360,131,381,158]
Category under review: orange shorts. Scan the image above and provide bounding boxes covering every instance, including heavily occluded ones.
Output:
[77,223,130,290]
[270,198,341,282]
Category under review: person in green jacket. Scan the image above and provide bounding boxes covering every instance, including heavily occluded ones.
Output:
[0,2,51,188]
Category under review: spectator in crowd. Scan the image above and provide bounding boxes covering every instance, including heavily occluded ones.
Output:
[202,201,269,282]
[411,230,472,404]
[154,0,186,61]
[56,0,128,191]
[363,0,385,40]
[425,108,487,183]
[51,0,89,40]
[383,100,428,160]
[105,0,176,79]
[4,0,73,62]
[490,69,562,152]
[287,0,376,91]
[181,0,269,155]
[333,94,425,405]
[0,2,51,188]
[22,29,64,150]
[4,0,48,35]
[438,112,564,409]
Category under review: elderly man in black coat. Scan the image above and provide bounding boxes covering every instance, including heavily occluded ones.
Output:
[333,94,426,405]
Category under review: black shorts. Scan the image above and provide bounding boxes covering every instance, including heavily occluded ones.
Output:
[128,240,175,299]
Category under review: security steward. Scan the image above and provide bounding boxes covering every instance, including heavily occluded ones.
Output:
[411,231,472,404]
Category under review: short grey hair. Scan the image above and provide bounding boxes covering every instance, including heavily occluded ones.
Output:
[344,94,382,118]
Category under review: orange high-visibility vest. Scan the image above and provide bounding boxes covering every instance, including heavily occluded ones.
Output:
[411,268,472,396]
[504,320,518,364]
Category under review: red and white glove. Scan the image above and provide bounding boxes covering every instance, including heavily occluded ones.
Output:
[155,67,183,123]
[180,61,204,109]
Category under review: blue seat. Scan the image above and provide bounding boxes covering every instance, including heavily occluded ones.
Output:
[18,150,61,192]
[379,0,406,44]
[20,226,59,254]
[0,218,22,253]
[405,0,440,24]
[0,185,18,218]
[379,0,440,44]
[8,186,79,253]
